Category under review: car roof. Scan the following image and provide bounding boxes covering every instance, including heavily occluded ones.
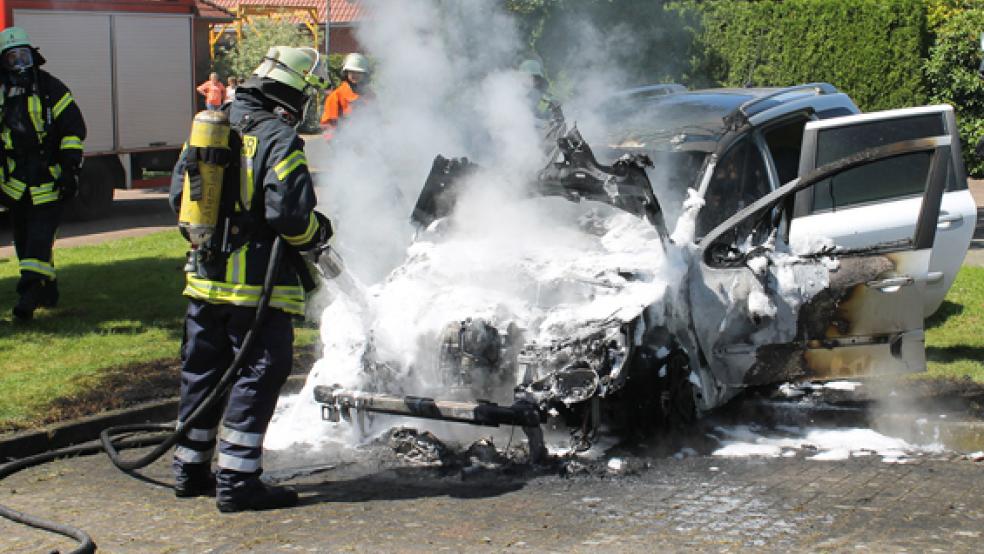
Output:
[603,84,839,152]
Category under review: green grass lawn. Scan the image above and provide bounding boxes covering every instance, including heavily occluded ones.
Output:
[0,230,318,429]
[924,265,984,382]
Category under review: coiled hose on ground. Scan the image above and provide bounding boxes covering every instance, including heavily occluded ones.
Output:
[0,238,286,554]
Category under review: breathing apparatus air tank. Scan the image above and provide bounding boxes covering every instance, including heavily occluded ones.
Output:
[178,110,232,249]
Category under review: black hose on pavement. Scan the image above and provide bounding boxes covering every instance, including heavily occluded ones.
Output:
[0,238,286,553]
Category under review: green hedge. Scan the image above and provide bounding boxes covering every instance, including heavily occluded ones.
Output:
[675,0,927,112]
[924,7,984,176]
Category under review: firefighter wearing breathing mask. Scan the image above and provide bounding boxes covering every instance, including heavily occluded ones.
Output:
[519,59,563,126]
[0,27,85,321]
[168,46,332,512]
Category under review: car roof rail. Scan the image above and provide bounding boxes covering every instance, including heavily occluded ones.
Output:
[737,82,838,119]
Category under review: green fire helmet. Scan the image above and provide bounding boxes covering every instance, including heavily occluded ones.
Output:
[252,45,330,93]
[342,53,369,74]
[518,59,544,78]
[0,27,31,53]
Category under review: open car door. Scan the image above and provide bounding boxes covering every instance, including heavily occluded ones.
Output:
[688,133,949,408]
[789,105,975,316]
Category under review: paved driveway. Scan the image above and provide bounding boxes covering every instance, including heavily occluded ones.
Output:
[3,411,983,553]
[0,189,174,259]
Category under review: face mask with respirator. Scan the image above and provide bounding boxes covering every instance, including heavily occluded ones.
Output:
[2,46,34,88]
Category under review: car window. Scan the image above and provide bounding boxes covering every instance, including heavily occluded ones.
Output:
[811,151,932,212]
[807,112,961,211]
[696,138,770,239]
[814,113,944,166]
[763,117,808,186]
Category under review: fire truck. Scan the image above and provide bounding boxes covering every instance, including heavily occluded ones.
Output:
[0,0,208,219]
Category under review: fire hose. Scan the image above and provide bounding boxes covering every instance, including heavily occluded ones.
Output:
[0,237,287,554]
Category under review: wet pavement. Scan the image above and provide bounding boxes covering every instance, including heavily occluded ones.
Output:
[3,405,984,553]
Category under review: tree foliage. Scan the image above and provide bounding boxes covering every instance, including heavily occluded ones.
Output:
[924,6,984,175]
[507,0,697,92]
[213,19,313,81]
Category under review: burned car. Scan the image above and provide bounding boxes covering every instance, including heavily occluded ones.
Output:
[313,83,975,456]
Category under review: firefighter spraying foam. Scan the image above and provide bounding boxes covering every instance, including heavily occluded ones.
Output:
[169,45,334,513]
[0,26,86,321]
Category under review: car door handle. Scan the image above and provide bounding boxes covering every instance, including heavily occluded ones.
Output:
[937,212,963,229]
[866,276,914,291]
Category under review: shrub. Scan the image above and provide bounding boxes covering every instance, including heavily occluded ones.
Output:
[924,7,984,176]
[675,0,927,112]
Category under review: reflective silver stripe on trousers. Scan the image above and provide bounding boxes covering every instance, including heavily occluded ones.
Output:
[174,445,213,464]
[221,426,264,448]
[186,427,217,442]
[217,452,261,473]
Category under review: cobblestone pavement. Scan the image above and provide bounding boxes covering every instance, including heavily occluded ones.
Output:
[3,436,982,553]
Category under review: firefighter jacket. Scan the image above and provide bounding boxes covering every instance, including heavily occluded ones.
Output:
[531,90,564,124]
[0,70,86,206]
[320,80,360,128]
[169,89,327,316]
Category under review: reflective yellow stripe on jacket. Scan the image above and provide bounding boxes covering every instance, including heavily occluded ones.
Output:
[2,176,26,201]
[60,135,83,150]
[52,92,73,119]
[27,95,44,135]
[273,150,306,181]
[183,275,305,315]
[283,212,318,247]
[29,182,59,205]
[19,258,56,279]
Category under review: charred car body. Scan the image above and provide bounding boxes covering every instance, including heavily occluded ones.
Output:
[315,83,976,454]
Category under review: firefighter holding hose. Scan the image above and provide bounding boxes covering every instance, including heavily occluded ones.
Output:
[0,27,85,321]
[169,46,332,512]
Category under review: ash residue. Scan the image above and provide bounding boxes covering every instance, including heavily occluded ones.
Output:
[383,426,654,480]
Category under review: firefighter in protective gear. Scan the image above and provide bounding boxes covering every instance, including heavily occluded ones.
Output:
[169,45,332,512]
[0,27,86,321]
[320,52,371,137]
[519,58,564,125]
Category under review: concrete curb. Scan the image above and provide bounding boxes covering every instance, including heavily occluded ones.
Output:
[0,374,308,461]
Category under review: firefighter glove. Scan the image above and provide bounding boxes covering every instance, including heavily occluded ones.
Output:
[58,172,79,201]
[313,211,333,250]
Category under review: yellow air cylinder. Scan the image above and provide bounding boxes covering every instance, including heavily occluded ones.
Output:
[178,110,231,247]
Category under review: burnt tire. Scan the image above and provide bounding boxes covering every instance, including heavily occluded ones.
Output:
[66,159,116,221]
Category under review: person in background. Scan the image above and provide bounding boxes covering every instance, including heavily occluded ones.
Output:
[225,76,237,104]
[0,26,86,321]
[320,52,371,139]
[196,72,225,111]
[518,58,564,126]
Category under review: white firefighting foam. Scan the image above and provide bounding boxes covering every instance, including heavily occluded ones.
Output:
[266,192,692,450]
[710,425,944,463]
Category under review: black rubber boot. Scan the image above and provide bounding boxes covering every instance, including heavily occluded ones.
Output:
[38,280,59,308]
[12,285,41,321]
[174,466,216,498]
[217,480,298,513]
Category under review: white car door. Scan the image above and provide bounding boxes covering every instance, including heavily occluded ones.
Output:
[688,135,949,411]
[789,105,975,316]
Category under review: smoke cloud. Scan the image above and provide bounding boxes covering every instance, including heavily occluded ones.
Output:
[269,0,691,449]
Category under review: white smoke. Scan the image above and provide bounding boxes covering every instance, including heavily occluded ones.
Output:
[267,0,691,450]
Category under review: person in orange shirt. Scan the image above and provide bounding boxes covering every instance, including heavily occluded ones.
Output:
[320,53,370,138]
[196,72,226,111]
